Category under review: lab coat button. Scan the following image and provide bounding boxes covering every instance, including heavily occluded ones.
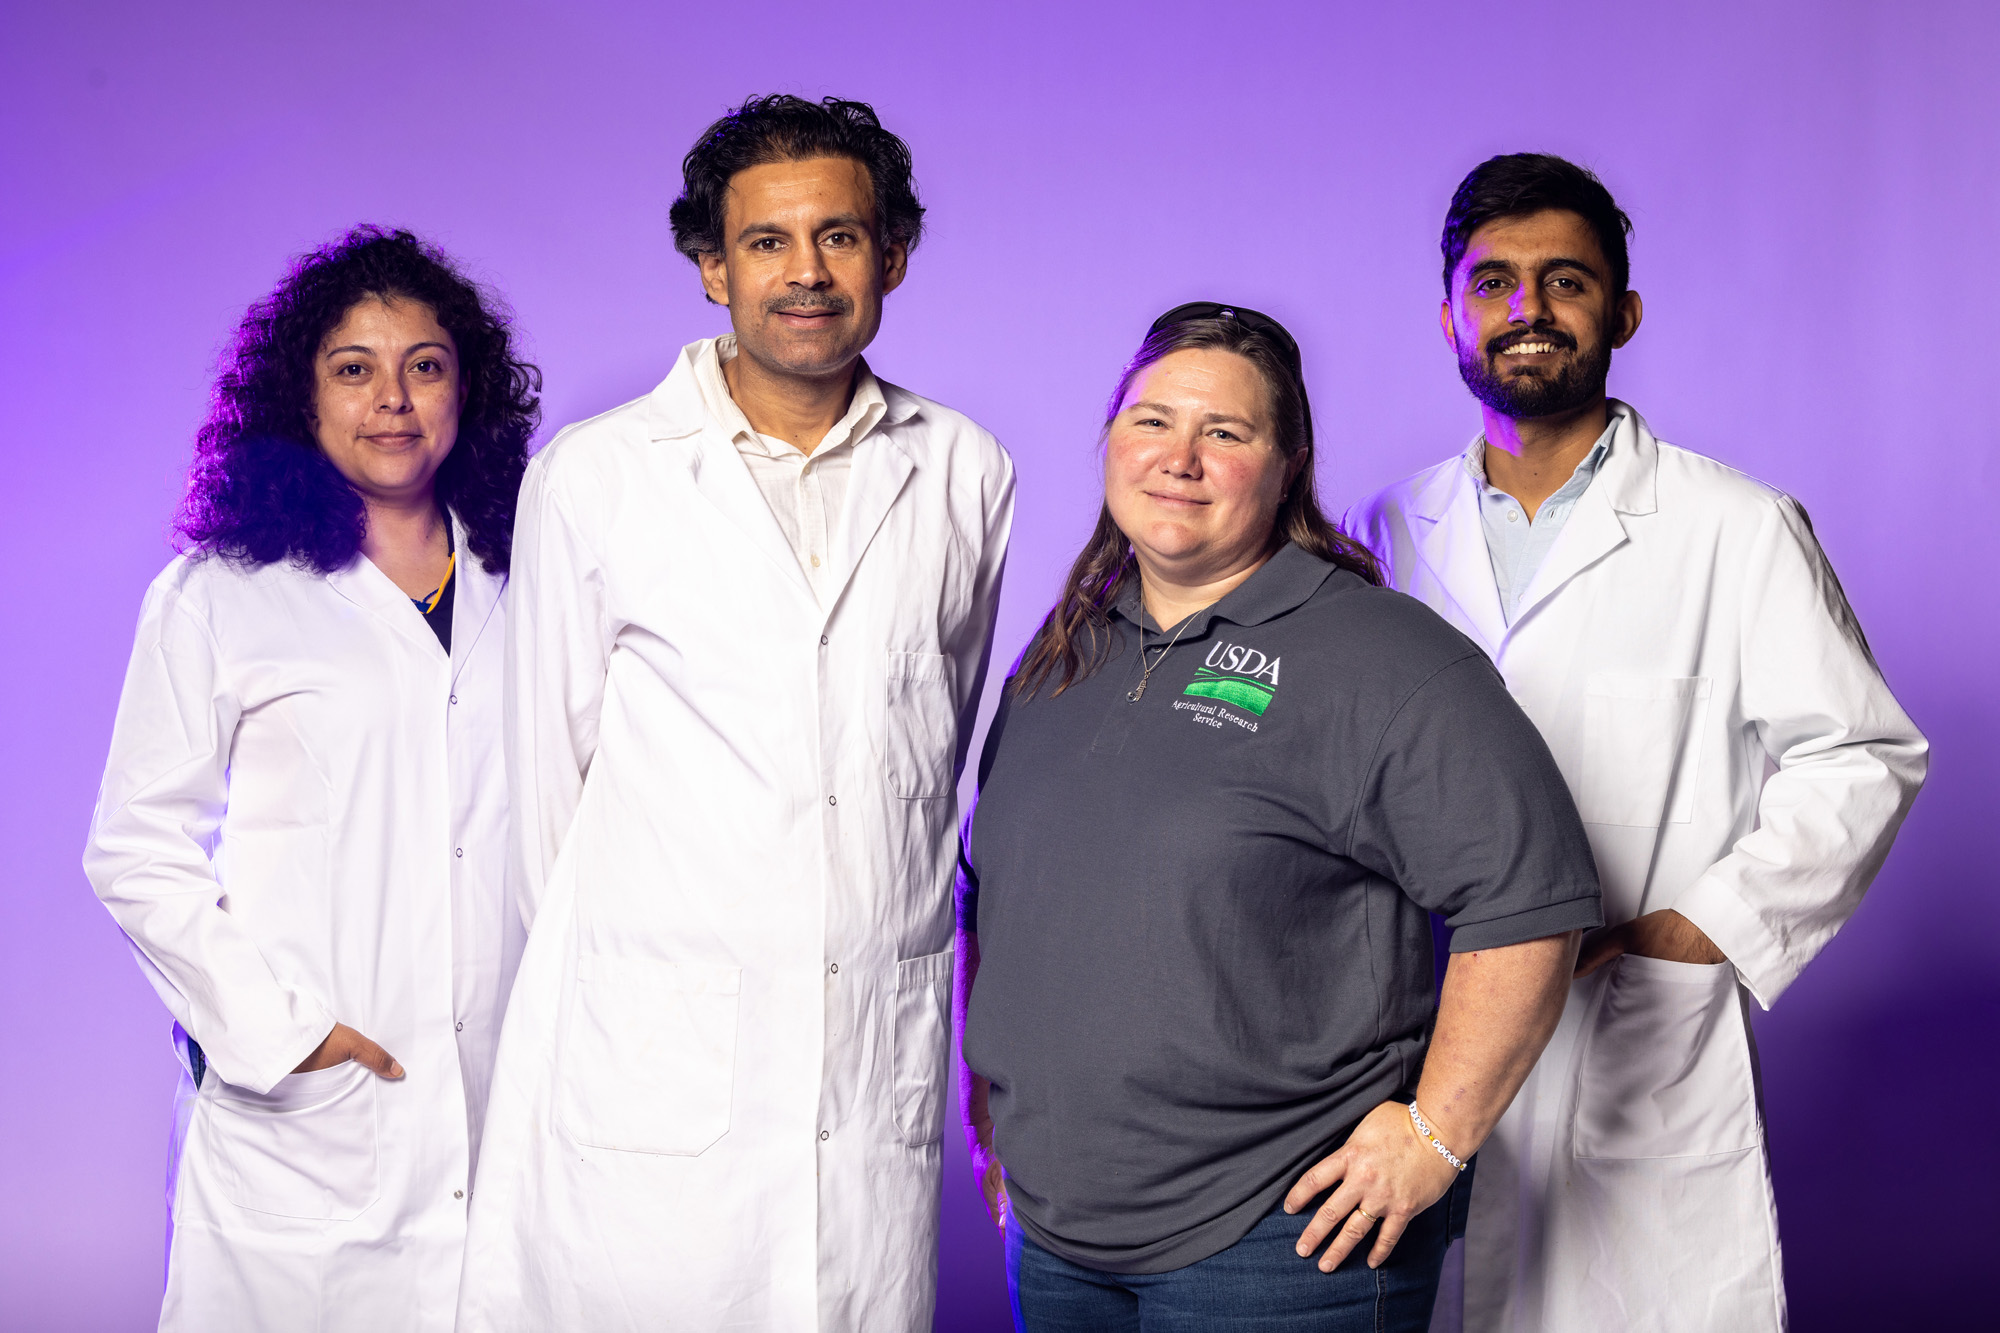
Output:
[455,848,463,858]
[455,1021,464,1032]
[828,962,838,974]
[819,1130,830,1141]
[828,795,837,806]
[820,635,829,646]
[454,1189,464,1200]
[449,694,457,704]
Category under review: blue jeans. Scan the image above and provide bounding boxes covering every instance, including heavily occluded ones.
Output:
[1007,1168,1472,1332]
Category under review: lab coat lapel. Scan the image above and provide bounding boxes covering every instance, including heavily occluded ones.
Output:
[449,516,504,688]
[643,355,817,604]
[325,553,446,662]
[1408,459,1508,653]
[826,433,915,610]
[682,429,817,601]
[1506,405,1658,632]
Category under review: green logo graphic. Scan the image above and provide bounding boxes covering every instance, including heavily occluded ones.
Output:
[1184,667,1274,715]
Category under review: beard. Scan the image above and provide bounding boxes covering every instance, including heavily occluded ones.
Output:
[1457,327,1611,420]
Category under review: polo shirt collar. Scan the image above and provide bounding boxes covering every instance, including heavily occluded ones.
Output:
[1113,542,1337,635]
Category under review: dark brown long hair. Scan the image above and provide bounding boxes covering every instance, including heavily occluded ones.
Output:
[1014,314,1382,699]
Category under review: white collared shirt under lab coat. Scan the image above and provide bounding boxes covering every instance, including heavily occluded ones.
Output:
[1347,402,1926,1333]
[456,337,1015,1333]
[82,519,520,1332]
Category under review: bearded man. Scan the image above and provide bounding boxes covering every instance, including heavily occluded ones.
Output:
[1347,153,1925,1333]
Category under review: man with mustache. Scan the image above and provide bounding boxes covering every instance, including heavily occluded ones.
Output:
[457,95,1014,1332]
[1347,154,1925,1331]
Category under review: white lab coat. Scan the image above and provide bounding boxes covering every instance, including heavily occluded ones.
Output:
[83,520,520,1332]
[1346,403,1925,1333]
[457,339,1014,1333]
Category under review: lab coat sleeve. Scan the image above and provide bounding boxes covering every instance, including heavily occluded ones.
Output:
[505,444,612,929]
[944,439,1015,781]
[1673,496,1928,1007]
[82,576,337,1093]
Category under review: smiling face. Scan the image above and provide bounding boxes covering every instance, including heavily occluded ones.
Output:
[698,155,907,383]
[1104,348,1300,585]
[308,295,462,505]
[1442,208,1641,420]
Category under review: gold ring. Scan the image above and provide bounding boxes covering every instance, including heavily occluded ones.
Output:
[1355,1207,1379,1223]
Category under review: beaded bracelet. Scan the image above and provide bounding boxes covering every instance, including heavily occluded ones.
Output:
[1408,1100,1468,1173]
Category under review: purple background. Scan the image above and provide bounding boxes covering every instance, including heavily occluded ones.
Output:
[4,2,1994,1328]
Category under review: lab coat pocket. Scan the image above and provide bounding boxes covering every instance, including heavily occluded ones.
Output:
[891,950,953,1146]
[207,1059,379,1219]
[1573,954,1760,1159]
[557,954,740,1156]
[1578,675,1711,826]
[884,651,955,799]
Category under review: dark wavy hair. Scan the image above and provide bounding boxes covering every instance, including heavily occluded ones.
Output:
[176,226,540,575]
[669,94,925,265]
[1442,153,1634,295]
[1015,313,1382,699]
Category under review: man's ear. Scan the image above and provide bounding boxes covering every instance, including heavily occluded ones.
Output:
[698,250,731,308]
[1439,299,1460,352]
[1611,289,1644,349]
[880,240,909,297]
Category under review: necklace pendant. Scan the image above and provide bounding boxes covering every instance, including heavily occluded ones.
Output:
[1128,681,1146,702]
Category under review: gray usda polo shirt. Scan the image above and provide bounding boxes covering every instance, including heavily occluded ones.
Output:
[961,542,1601,1275]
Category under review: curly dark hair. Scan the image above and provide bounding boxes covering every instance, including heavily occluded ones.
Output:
[668,94,925,263]
[176,225,541,575]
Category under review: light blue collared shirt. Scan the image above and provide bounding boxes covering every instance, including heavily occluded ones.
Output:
[1469,414,1617,625]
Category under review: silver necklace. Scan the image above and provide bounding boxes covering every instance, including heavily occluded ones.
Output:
[1127,603,1195,702]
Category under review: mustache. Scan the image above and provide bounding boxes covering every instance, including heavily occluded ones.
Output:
[1485,328,1578,358]
[765,291,853,317]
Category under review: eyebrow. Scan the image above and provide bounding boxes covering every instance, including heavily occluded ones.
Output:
[1467,255,1602,281]
[734,212,871,243]
[322,341,453,359]
[1125,401,1260,429]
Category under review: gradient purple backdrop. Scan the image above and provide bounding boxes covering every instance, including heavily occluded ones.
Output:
[3,2,1994,1329]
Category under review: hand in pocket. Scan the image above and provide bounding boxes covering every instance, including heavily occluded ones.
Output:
[1575,909,1725,978]
[293,1022,404,1078]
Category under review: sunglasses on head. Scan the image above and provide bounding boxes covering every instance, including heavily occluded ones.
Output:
[1145,301,1312,445]
[1146,301,1304,380]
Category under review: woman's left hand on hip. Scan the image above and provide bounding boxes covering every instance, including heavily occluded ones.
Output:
[1281,1098,1460,1272]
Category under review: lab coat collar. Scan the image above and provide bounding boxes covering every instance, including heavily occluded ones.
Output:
[325,530,453,665]
[1410,400,1654,522]
[642,335,917,444]
[1405,400,1657,650]
[1507,401,1657,629]
[643,337,923,615]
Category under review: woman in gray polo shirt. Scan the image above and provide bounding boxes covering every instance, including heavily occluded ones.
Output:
[955,305,1602,1331]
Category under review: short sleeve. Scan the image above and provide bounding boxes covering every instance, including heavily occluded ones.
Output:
[1346,654,1602,950]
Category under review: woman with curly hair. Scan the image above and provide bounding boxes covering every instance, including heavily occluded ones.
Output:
[83,226,540,1331]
